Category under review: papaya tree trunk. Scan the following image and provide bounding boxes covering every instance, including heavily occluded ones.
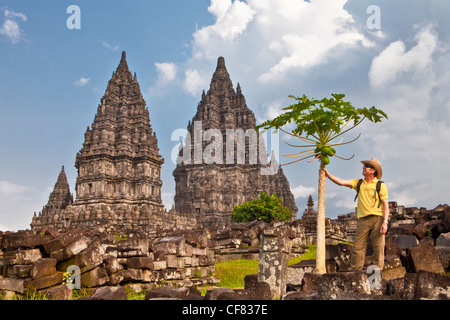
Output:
[316,162,326,274]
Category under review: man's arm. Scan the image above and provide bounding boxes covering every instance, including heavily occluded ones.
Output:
[323,168,352,188]
[380,198,389,235]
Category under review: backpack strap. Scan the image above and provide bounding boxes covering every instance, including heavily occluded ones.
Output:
[376,180,384,208]
[354,179,363,202]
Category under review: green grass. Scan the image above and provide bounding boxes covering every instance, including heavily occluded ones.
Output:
[213,244,317,289]
[288,244,317,265]
[214,259,259,288]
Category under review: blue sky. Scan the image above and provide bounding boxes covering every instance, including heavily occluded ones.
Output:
[1,0,449,231]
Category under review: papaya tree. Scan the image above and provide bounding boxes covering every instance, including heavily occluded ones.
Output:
[256,93,387,274]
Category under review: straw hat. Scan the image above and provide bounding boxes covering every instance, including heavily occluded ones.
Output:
[361,158,383,179]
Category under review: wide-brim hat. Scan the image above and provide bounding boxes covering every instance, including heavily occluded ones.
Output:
[361,158,383,179]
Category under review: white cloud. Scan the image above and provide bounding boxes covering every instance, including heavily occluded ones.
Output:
[155,62,177,84]
[74,77,91,87]
[0,9,27,43]
[291,184,315,199]
[369,24,438,89]
[183,69,206,96]
[101,41,119,51]
[192,0,255,59]
[5,10,27,22]
[0,180,31,198]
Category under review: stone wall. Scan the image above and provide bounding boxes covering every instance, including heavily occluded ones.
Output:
[0,227,218,300]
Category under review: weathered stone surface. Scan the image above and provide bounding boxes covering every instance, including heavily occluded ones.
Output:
[317,271,371,300]
[301,272,322,292]
[57,240,105,273]
[4,248,42,265]
[31,258,57,280]
[414,270,450,300]
[103,255,123,275]
[287,259,316,286]
[80,267,109,288]
[40,284,72,300]
[394,235,419,249]
[1,231,52,250]
[408,244,445,274]
[126,256,154,270]
[89,286,128,300]
[0,278,25,294]
[24,272,64,290]
[145,286,189,300]
[50,236,90,262]
[9,264,32,278]
[204,287,234,300]
[326,243,352,271]
[43,228,85,253]
[282,290,318,300]
[436,232,450,247]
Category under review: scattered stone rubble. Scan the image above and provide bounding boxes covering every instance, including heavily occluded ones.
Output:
[1,202,449,300]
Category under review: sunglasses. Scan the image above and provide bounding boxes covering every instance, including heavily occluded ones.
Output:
[363,164,375,169]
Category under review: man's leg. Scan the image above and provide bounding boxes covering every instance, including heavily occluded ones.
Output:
[350,217,370,270]
[370,215,385,270]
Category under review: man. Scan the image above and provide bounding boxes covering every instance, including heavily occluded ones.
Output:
[324,158,389,270]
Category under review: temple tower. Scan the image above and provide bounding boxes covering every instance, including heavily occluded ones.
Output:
[74,51,164,209]
[173,57,298,228]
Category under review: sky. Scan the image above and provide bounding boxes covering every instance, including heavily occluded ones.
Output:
[1,0,449,231]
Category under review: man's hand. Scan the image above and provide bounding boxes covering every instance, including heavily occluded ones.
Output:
[380,222,388,235]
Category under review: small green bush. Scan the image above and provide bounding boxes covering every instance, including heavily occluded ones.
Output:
[231,192,291,223]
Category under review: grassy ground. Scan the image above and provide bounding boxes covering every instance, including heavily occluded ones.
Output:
[214,244,317,289]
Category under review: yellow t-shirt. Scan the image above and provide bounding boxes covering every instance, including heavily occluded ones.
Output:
[350,178,388,219]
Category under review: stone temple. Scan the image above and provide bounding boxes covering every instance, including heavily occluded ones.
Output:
[31,52,195,232]
[31,53,297,232]
[173,57,298,228]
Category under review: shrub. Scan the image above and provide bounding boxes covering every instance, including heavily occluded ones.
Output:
[231,192,291,223]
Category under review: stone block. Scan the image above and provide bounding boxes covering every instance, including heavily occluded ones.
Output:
[204,287,234,300]
[106,271,124,286]
[152,260,167,271]
[103,255,123,275]
[24,272,64,290]
[50,236,90,262]
[258,251,289,299]
[145,286,189,300]
[40,284,72,300]
[4,248,42,265]
[0,277,25,294]
[414,270,450,300]
[31,258,57,280]
[121,268,153,283]
[43,228,85,253]
[413,223,428,239]
[127,256,154,270]
[166,254,179,268]
[117,236,148,257]
[317,271,370,300]
[408,245,445,274]
[436,232,450,247]
[80,267,109,288]
[287,259,315,286]
[435,246,450,269]
[9,264,32,278]
[57,240,105,274]
[1,231,52,250]
[89,286,128,300]
[302,272,322,291]
[394,235,419,249]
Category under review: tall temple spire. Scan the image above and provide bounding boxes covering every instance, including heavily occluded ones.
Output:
[74,51,164,206]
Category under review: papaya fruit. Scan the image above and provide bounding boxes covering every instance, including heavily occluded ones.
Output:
[321,155,330,165]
